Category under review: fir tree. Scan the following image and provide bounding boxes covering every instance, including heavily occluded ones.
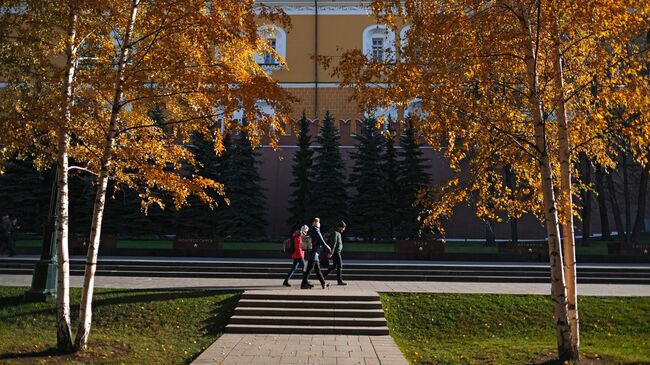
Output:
[0,160,52,233]
[287,112,314,230]
[382,127,401,239]
[103,106,175,236]
[217,130,268,238]
[398,118,431,238]
[311,111,348,229]
[175,132,224,236]
[349,118,387,239]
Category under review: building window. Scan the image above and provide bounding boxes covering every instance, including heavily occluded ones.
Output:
[405,98,426,120]
[263,38,277,65]
[371,38,384,62]
[362,25,395,63]
[364,106,397,131]
[255,25,286,71]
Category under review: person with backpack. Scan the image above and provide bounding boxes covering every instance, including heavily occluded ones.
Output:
[300,217,331,289]
[323,220,347,285]
[283,225,309,287]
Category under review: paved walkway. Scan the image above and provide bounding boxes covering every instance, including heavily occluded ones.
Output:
[192,333,408,365]
[4,268,649,365]
[192,334,407,365]
[193,289,405,365]
[6,254,650,265]
[1,274,649,296]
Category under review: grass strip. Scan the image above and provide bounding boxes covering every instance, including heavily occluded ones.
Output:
[381,293,650,364]
[116,240,174,249]
[0,287,240,364]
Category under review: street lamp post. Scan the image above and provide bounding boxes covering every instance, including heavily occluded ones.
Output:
[24,169,58,301]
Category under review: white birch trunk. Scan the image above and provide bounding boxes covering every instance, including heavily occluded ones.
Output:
[518,3,576,362]
[75,0,140,350]
[552,21,580,358]
[56,6,77,354]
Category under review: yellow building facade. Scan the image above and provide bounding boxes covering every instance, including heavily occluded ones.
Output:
[253,1,550,238]
[256,0,407,136]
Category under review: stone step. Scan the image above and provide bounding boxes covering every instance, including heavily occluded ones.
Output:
[2,267,649,284]
[238,299,383,309]
[240,292,379,302]
[234,307,385,318]
[8,258,650,274]
[229,315,387,327]
[225,324,390,335]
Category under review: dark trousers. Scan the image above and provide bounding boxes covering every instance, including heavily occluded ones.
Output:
[285,258,305,281]
[301,260,325,286]
[324,252,343,282]
[0,236,14,256]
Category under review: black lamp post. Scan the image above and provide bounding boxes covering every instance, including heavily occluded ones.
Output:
[25,169,58,301]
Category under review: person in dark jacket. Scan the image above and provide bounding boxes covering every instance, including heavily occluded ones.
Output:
[323,220,347,285]
[283,225,309,287]
[300,217,331,289]
[0,215,17,257]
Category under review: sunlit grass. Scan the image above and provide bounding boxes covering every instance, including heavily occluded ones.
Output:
[0,287,240,364]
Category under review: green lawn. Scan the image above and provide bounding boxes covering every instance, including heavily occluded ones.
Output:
[116,240,173,249]
[381,293,650,364]
[576,242,609,255]
[0,287,240,364]
[16,239,42,248]
[444,243,498,254]
[13,237,626,256]
[221,241,396,252]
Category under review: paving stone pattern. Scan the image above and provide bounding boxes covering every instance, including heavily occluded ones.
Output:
[2,274,649,296]
[192,334,408,365]
[226,290,389,335]
[192,290,408,364]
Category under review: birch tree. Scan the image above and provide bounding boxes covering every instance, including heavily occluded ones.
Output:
[1,0,294,352]
[0,0,101,352]
[70,0,293,350]
[328,0,648,362]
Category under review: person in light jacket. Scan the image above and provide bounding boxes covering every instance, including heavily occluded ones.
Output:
[283,225,309,287]
[300,217,331,289]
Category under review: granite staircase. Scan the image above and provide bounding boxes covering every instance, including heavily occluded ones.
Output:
[225,290,389,335]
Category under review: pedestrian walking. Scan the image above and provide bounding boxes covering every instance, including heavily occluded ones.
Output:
[301,217,331,289]
[323,220,347,285]
[283,225,309,287]
[0,215,17,257]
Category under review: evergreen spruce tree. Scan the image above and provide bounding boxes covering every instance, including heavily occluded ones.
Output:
[311,111,348,229]
[398,118,431,238]
[0,160,52,233]
[67,172,95,234]
[217,129,268,238]
[175,132,224,236]
[103,106,175,236]
[349,118,387,239]
[382,127,401,239]
[287,112,314,230]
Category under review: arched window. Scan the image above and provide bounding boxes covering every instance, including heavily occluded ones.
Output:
[400,25,411,53]
[255,25,287,70]
[365,106,397,131]
[362,25,395,63]
[404,98,426,120]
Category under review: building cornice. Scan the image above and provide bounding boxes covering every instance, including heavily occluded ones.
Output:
[257,1,372,16]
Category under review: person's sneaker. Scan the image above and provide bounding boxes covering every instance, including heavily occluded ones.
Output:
[321,282,330,289]
[337,281,347,286]
[283,280,291,287]
[306,282,314,288]
[300,284,312,289]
